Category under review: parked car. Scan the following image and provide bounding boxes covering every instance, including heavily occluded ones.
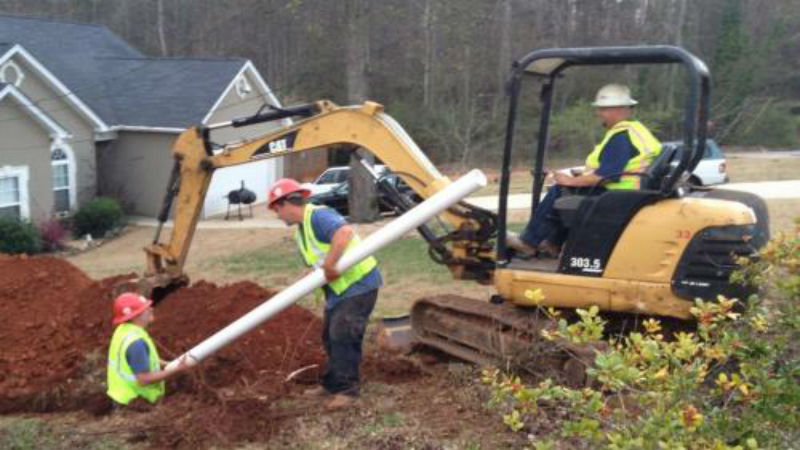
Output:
[302,164,388,196]
[308,172,419,216]
[660,138,729,186]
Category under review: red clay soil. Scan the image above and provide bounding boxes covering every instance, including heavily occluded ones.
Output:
[0,255,424,448]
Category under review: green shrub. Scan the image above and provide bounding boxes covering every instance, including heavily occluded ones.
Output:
[483,221,800,450]
[0,216,41,254]
[72,197,124,239]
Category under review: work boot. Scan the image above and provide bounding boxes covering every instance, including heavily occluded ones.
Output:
[506,233,538,257]
[325,394,356,410]
[303,385,329,397]
[537,240,561,259]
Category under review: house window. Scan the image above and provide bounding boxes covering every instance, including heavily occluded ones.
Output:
[0,166,30,219]
[51,147,71,214]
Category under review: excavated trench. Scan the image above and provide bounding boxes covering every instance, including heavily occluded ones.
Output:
[0,254,423,448]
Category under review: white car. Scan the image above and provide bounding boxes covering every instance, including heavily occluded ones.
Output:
[661,138,729,186]
[302,164,388,196]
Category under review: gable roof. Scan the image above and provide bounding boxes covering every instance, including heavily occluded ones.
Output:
[0,82,70,138]
[0,14,268,131]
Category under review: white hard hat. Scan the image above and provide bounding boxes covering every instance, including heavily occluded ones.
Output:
[591,84,638,107]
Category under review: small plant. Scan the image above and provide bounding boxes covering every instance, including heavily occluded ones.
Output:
[71,197,124,239]
[0,216,41,254]
[38,218,69,252]
[482,221,800,450]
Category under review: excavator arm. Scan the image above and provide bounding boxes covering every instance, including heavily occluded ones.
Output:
[138,100,496,299]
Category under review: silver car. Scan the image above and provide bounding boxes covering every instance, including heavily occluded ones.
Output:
[660,139,729,186]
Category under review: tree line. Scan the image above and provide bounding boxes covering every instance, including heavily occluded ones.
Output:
[3,0,799,167]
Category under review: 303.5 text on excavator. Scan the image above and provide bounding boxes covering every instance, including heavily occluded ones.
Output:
[121,45,769,385]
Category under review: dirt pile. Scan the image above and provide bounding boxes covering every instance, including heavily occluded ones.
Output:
[0,254,111,405]
[151,280,325,390]
[0,255,424,448]
[0,255,325,410]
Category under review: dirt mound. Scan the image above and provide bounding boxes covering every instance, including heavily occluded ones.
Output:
[151,280,325,390]
[0,255,97,403]
[0,255,424,448]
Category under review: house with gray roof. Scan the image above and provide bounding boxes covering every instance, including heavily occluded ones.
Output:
[0,14,323,221]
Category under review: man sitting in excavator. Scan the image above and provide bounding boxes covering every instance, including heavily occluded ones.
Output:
[508,83,662,258]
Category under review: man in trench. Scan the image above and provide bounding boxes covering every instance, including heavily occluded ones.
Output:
[268,178,382,410]
[106,292,190,408]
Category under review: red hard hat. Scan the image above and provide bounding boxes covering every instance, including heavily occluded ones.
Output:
[112,292,153,325]
[267,178,310,210]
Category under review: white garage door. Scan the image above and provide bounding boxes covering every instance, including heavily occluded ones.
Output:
[202,159,277,218]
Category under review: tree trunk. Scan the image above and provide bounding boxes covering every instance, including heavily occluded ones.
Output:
[495,0,512,119]
[156,0,169,56]
[345,0,379,223]
[422,0,435,107]
[666,0,687,111]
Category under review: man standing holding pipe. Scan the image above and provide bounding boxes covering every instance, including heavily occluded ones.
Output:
[268,178,383,410]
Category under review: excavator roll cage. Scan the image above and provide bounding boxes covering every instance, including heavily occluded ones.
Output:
[496,45,712,265]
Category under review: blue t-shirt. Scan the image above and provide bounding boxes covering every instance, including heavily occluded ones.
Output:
[307,207,383,309]
[125,339,151,374]
[594,132,639,181]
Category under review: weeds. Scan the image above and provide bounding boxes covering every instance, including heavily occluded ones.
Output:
[0,419,54,450]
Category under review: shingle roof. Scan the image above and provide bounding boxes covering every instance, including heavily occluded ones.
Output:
[0,15,141,125]
[102,57,246,128]
[0,14,251,128]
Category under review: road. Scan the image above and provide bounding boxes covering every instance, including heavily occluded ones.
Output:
[465,179,800,211]
[129,179,799,229]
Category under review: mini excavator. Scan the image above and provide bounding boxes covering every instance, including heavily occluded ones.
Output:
[124,46,768,383]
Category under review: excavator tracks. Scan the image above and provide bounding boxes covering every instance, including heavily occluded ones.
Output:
[410,295,598,386]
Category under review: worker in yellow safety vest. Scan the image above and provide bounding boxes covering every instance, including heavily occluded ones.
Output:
[507,83,662,258]
[267,178,383,410]
[106,292,190,407]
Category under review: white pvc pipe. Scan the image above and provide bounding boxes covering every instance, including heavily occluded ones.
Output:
[165,169,488,371]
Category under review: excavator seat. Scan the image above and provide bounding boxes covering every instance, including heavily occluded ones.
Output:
[554,144,679,229]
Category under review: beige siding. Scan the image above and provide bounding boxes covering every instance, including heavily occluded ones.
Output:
[97,131,176,217]
[0,100,53,221]
[204,68,327,182]
[12,55,98,207]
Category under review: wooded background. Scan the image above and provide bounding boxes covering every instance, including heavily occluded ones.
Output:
[3,0,799,166]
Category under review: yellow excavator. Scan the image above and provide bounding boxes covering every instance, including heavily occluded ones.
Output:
[127,46,768,383]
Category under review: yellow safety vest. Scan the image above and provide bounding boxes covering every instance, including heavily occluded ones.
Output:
[295,204,378,295]
[106,323,165,405]
[585,120,662,190]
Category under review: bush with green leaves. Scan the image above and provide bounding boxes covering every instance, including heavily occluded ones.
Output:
[71,197,124,239]
[0,216,41,254]
[483,219,800,450]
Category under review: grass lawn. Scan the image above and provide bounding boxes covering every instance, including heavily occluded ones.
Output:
[213,234,497,318]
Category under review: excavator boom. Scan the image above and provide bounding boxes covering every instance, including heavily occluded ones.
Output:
[131,100,496,299]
